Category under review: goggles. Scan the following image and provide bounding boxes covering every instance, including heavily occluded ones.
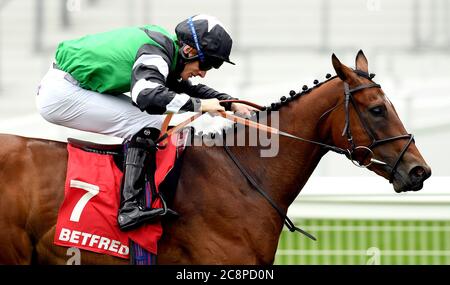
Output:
[198,57,224,71]
[182,53,223,71]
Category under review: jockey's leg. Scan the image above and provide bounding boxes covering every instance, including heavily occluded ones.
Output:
[36,64,165,140]
[117,127,175,231]
[36,64,176,231]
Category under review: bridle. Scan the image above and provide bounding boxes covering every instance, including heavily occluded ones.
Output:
[332,70,414,183]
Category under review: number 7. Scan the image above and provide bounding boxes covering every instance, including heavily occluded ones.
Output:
[69,179,100,222]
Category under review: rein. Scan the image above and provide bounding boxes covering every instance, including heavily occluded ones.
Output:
[223,143,317,240]
[216,110,349,155]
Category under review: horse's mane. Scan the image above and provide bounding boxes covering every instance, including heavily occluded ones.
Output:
[264,73,338,112]
[190,73,338,141]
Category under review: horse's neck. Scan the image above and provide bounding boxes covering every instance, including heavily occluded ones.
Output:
[234,79,342,209]
[164,80,343,264]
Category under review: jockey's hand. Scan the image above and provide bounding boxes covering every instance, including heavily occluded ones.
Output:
[231,103,258,117]
[200,98,225,113]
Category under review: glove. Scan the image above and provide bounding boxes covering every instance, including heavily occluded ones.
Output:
[231,103,259,117]
[200,98,225,113]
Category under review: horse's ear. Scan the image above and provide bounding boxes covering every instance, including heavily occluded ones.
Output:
[332,53,351,82]
[355,50,368,73]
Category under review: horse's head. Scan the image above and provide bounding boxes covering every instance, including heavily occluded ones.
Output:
[324,50,431,192]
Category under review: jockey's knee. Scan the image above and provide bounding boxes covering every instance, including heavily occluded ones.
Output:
[36,105,62,126]
[129,127,160,148]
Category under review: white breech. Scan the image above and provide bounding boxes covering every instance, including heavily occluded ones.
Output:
[36,65,165,141]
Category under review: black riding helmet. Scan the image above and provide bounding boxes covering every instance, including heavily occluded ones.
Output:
[175,14,235,71]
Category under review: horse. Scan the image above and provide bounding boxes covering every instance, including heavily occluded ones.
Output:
[0,51,431,264]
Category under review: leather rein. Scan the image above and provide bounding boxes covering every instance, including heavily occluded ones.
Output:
[156,72,414,240]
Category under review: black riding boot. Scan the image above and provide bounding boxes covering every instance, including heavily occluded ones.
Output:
[117,130,169,231]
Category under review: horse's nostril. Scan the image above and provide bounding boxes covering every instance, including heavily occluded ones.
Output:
[409,166,426,182]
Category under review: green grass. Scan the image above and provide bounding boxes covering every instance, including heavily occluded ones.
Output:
[275,219,450,265]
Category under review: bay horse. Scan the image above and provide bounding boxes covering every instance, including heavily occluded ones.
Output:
[0,51,431,264]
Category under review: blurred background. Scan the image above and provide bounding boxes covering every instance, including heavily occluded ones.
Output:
[0,0,449,264]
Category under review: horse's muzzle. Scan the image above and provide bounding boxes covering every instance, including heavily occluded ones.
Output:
[393,164,432,193]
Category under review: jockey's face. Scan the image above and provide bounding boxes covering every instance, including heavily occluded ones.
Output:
[180,60,207,81]
[180,45,207,81]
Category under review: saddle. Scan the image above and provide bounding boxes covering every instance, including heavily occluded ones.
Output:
[67,138,123,153]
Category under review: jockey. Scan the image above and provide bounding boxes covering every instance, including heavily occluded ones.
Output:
[36,14,254,231]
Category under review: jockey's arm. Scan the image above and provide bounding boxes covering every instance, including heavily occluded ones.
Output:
[130,45,201,115]
[169,79,258,116]
[167,78,237,111]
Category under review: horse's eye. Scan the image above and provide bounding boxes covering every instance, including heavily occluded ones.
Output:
[369,106,385,117]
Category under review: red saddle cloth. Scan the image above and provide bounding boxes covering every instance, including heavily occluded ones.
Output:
[53,132,187,259]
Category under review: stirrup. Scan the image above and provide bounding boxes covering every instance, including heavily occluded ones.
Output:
[158,193,179,217]
[117,198,179,231]
[118,207,165,231]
